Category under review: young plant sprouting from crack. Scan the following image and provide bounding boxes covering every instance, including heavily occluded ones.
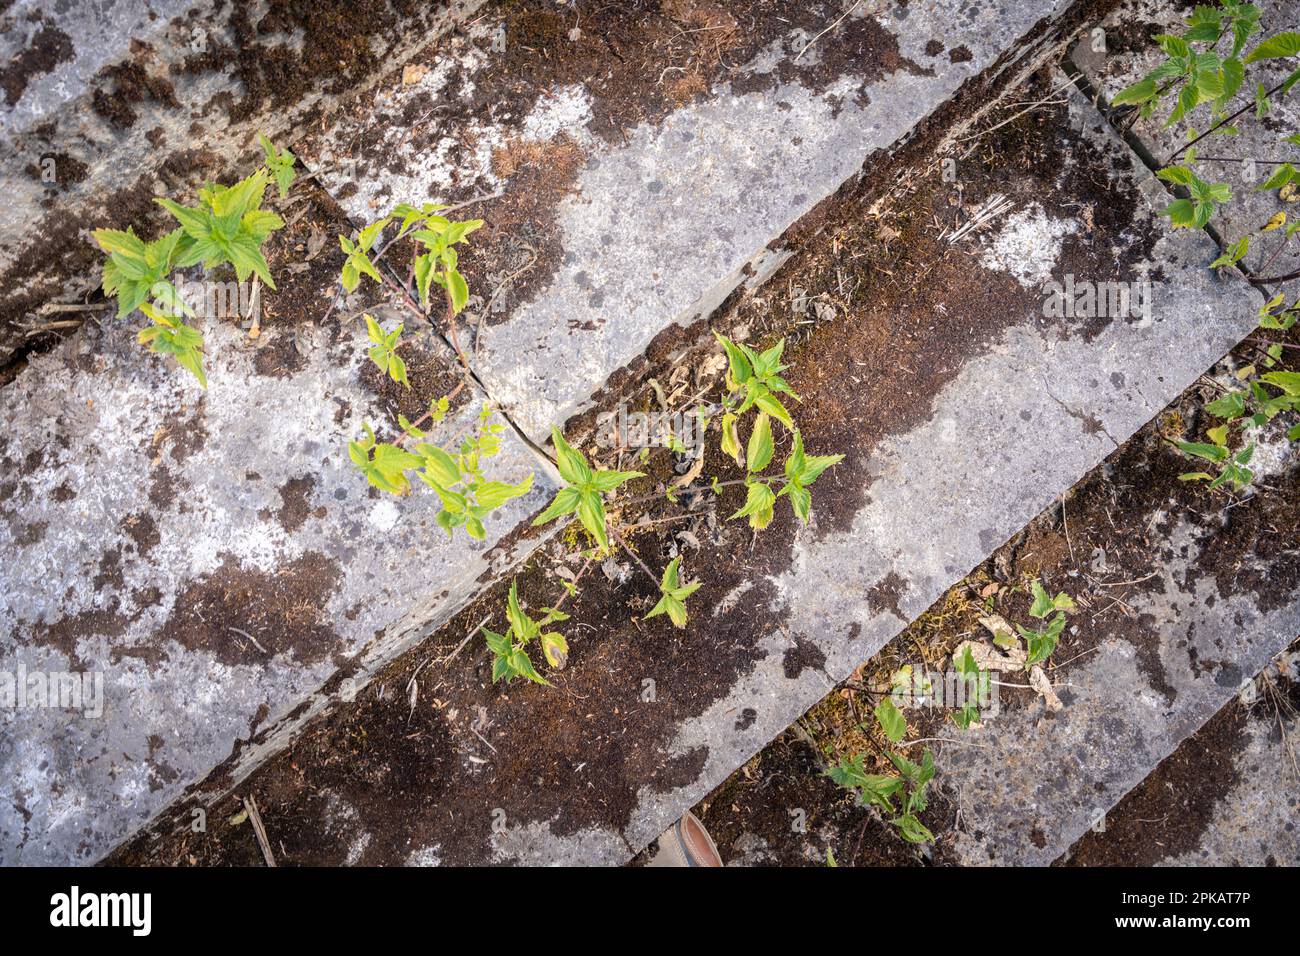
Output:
[363,313,410,387]
[93,133,294,387]
[950,644,988,730]
[1018,579,1075,669]
[349,401,534,540]
[1112,4,1300,280]
[482,580,571,686]
[337,201,484,363]
[827,697,936,846]
[643,557,702,629]
[484,333,842,691]
[531,428,644,551]
[716,333,843,528]
[1173,293,1300,489]
[259,133,297,199]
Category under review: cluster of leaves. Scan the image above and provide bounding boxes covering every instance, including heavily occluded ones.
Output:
[644,557,702,628]
[259,133,298,199]
[827,697,935,845]
[716,334,843,528]
[363,313,410,387]
[1112,5,1299,248]
[482,581,569,686]
[93,134,294,387]
[1017,579,1075,668]
[349,403,533,539]
[1176,294,1300,489]
[531,428,643,551]
[338,203,483,317]
[1113,4,1270,123]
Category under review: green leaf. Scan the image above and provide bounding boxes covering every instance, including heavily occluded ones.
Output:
[1205,390,1248,419]
[714,332,752,385]
[783,483,812,523]
[1111,76,1158,105]
[893,813,935,845]
[729,480,776,530]
[874,697,907,743]
[575,490,609,550]
[447,267,470,314]
[1244,32,1300,64]
[589,469,644,492]
[1176,440,1229,463]
[1164,198,1198,228]
[551,428,593,486]
[532,486,581,526]
[475,473,535,510]
[645,593,687,628]
[1260,371,1300,395]
[753,392,794,430]
[1257,163,1297,191]
[746,412,774,473]
[954,645,979,679]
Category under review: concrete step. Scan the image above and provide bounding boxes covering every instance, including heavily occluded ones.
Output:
[683,343,1298,868]
[0,0,485,365]
[1064,641,1300,866]
[105,69,1285,866]
[934,373,1300,864]
[2,1,1098,864]
[0,188,555,864]
[292,0,1083,443]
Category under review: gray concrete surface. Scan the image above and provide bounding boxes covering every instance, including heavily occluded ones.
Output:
[1163,650,1300,867]
[0,305,555,864]
[300,0,1077,444]
[941,516,1299,865]
[326,86,1276,863]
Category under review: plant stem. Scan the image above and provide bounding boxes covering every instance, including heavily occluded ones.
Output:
[1251,265,1300,286]
[392,380,469,446]
[551,557,594,612]
[1164,75,1294,166]
[611,528,660,587]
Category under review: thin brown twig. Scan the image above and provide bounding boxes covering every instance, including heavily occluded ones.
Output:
[242,796,277,867]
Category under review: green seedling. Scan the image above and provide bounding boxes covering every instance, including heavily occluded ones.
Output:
[950,644,987,730]
[338,203,483,317]
[94,134,291,387]
[1018,579,1075,668]
[363,313,409,387]
[827,697,935,845]
[349,403,533,540]
[644,556,702,628]
[258,132,297,199]
[482,580,570,686]
[729,423,843,529]
[531,428,643,552]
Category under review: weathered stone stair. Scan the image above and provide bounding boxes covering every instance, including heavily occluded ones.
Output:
[3,0,1296,866]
